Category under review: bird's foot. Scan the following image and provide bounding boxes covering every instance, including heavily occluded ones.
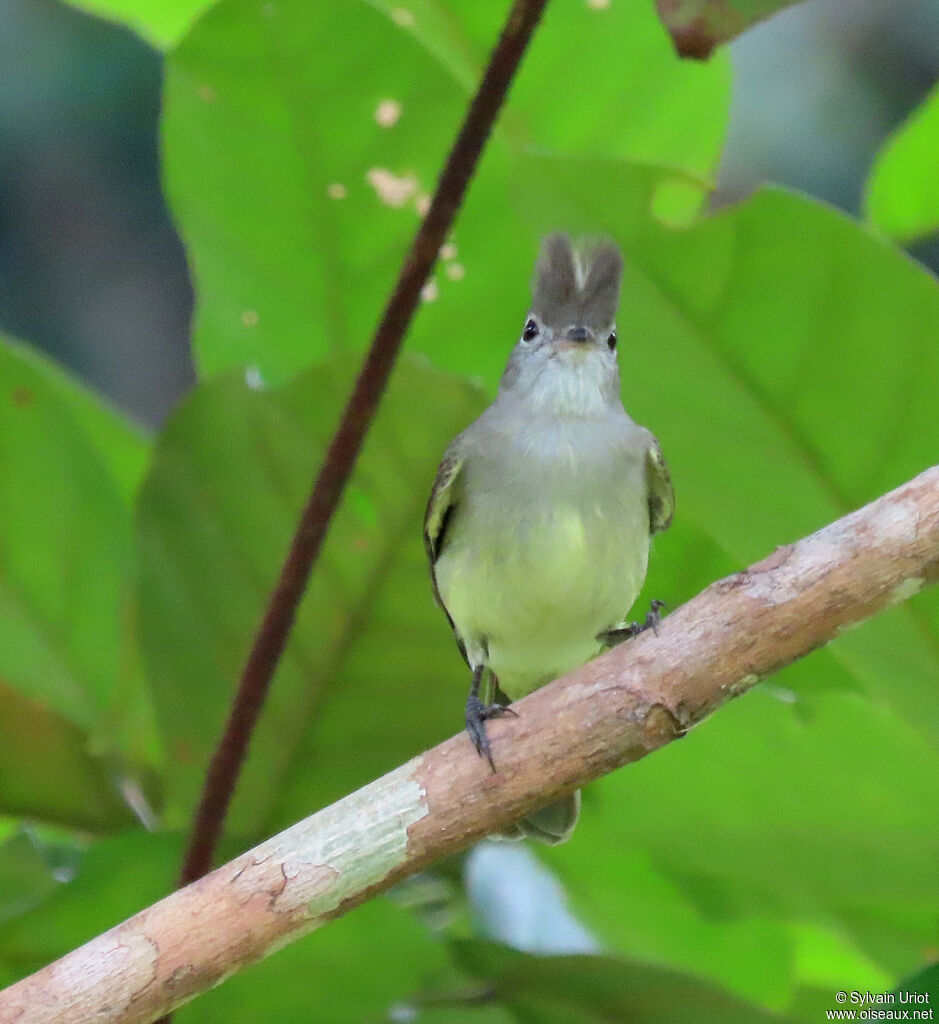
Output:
[599,599,668,646]
[466,695,517,772]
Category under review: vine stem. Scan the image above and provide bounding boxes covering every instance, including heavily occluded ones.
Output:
[174,0,552,892]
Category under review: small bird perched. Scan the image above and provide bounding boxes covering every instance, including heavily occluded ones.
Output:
[424,233,673,844]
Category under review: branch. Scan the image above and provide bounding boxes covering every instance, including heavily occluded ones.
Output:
[176,0,551,889]
[2,467,936,1024]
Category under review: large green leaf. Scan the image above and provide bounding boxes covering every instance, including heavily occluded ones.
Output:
[0,833,58,926]
[548,691,938,998]
[0,338,136,731]
[0,335,149,507]
[453,940,801,1024]
[163,0,465,384]
[494,159,939,1004]
[0,684,134,832]
[894,962,939,1007]
[0,830,180,977]
[59,0,215,49]
[152,131,938,1009]
[505,160,939,738]
[370,0,731,170]
[0,337,157,825]
[161,0,728,384]
[137,356,486,836]
[865,84,939,245]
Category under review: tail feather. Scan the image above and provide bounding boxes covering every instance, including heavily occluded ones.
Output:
[492,790,581,846]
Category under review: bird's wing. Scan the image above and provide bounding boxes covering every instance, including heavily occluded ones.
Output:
[645,436,674,535]
[423,445,467,660]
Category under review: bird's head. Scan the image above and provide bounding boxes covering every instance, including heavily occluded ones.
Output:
[499,233,623,414]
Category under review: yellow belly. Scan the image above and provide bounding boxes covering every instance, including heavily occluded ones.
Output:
[436,502,649,700]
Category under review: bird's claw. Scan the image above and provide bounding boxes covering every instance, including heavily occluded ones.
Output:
[599,599,669,646]
[644,599,668,636]
[466,695,517,772]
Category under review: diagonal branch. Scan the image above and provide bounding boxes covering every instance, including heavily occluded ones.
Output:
[176,0,552,891]
[2,466,936,1024]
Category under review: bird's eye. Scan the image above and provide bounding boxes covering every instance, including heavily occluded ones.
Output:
[607,331,617,351]
[522,319,539,342]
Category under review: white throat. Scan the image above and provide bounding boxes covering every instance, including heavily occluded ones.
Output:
[512,349,619,418]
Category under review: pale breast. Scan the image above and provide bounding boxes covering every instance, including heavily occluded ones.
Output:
[435,417,650,698]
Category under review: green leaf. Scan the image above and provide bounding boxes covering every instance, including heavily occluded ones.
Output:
[176,899,451,1024]
[511,161,939,745]
[0,335,149,508]
[894,962,939,1006]
[0,830,181,978]
[422,0,731,173]
[653,0,807,59]
[137,355,486,836]
[460,160,939,1003]
[161,0,728,384]
[452,940,801,1024]
[0,683,134,832]
[59,0,215,49]
[162,0,469,384]
[0,833,58,925]
[0,337,158,824]
[865,84,939,245]
[547,692,939,1003]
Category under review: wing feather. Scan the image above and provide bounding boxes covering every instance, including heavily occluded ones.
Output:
[423,447,467,662]
[646,437,674,535]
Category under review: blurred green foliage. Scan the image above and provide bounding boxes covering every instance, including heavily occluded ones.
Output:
[1,0,937,1021]
[60,0,213,48]
[161,0,729,384]
[137,358,487,837]
[866,82,939,244]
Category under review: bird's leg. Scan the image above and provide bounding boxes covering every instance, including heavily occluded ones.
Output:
[598,599,668,647]
[465,664,517,772]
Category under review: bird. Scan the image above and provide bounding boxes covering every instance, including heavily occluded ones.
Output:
[423,232,674,844]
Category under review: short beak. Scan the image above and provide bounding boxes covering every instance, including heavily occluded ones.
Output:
[566,326,590,343]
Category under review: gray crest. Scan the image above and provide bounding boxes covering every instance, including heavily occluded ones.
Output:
[530,233,623,332]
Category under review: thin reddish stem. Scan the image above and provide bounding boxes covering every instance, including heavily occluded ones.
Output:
[175,0,551,889]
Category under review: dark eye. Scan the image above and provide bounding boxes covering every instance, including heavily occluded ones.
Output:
[522,319,539,341]
[607,331,617,351]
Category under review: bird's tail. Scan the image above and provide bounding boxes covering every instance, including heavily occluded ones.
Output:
[493,790,581,845]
